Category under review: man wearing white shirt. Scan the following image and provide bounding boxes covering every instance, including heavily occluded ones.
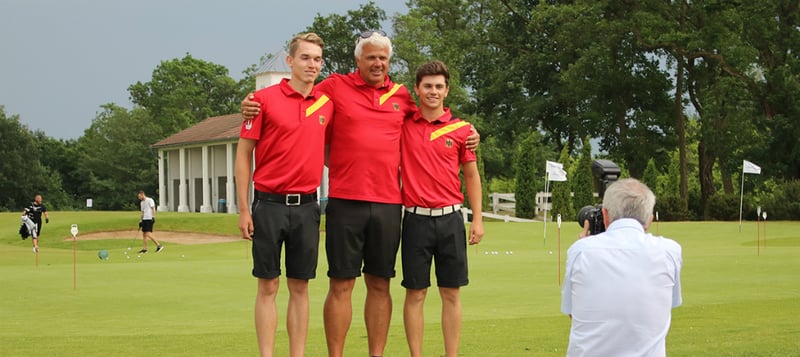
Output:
[561,178,682,357]
[137,190,163,254]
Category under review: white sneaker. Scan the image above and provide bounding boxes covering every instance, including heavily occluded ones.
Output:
[33,247,38,253]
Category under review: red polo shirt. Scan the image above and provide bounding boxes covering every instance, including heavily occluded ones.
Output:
[400,108,476,208]
[317,71,416,204]
[240,78,333,194]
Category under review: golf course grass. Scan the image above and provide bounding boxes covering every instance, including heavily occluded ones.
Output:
[1,211,798,356]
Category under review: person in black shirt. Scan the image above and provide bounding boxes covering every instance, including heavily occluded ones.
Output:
[23,194,49,253]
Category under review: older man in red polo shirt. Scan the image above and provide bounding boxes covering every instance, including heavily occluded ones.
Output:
[241,30,478,357]
[235,32,333,357]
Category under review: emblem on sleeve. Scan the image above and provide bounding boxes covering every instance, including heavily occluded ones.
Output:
[245,119,253,130]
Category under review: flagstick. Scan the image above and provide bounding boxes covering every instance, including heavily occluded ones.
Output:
[738,171,745,232]
[70,224,78,290]
[655,212,660,236]
[756,207,761,256]
[73,235,77,289]
[543,174,549,247]
[740,160,762,233]
[762,212,767,248]
[557,214,562,287]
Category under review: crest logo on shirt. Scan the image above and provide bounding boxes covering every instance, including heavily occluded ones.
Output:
[445,139,454,148]
[319,116,326,125]
[245,119,253,130]
[393,103,400,111]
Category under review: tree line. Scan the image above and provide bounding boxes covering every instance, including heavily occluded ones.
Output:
[2,1,799,220]
[0,54,254,211]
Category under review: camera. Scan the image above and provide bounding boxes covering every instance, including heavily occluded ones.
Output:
[577,205,605,236]
[576,159,621,235]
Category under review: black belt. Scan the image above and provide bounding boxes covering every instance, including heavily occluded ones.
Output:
[255,190,317,206]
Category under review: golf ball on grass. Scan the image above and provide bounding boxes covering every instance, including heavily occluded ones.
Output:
[549,251,553,255]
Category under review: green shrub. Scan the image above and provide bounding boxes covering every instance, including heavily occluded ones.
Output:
[760,180,800,220]
[655,194,694,221]
[707,193,742,221]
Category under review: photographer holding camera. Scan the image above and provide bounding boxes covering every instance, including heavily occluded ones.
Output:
[561,178,683,357]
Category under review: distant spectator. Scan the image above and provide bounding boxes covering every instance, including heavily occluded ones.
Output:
[137,190,163,254]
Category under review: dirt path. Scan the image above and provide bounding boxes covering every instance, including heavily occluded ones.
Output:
[64,230,241,245]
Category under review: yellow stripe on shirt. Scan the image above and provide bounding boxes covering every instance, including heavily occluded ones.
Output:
[430,121,470,141]
[379,84,403,105]
[306,95,331,117]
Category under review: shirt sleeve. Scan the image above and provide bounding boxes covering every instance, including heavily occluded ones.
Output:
[670,245,683,308]
[561,247,579,314]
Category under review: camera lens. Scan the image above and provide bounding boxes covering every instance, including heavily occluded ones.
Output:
[577,205,596,227]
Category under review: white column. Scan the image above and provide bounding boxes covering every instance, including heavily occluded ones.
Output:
[200,145,212,213]
[157,150,168,212]
[178,147,189,212]
[226,142,238,214]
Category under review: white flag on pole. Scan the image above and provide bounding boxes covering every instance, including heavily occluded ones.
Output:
[743,160,761,175]
[546,160,568,182]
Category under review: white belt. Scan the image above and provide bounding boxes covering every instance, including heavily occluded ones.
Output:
[405,204,462,217]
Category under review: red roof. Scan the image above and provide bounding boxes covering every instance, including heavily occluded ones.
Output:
[152,113,243,148]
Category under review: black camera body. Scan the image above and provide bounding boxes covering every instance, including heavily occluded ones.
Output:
[577,205,605,236]
[576,159,621,235]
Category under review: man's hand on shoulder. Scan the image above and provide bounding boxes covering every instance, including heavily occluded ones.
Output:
[240,93,260,120]
[466,125,480,151]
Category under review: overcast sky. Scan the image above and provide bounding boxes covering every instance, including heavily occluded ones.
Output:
[0,0,407,139]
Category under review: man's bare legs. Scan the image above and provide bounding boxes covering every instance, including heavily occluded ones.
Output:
[404,287,461,357]
[286,278,310,357]
[364,273,392,356]
[440,287,461,357]
[403,288,428,357]
[255,278,279,357]
[324,277,355,357]
[254,277,311,357]
[142,231,160,250]
[324,273,392,357]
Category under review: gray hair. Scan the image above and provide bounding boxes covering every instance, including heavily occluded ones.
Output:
[602,178,656,226]
[354,32,392,59]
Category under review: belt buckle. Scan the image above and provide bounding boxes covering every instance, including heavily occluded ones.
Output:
[286,194,301,206]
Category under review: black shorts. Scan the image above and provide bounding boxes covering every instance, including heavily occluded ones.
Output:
[33,219,43,236]
[251,200,320,280]
[141,219,154,233]
[401,210,469,289]
[325,198,402,279]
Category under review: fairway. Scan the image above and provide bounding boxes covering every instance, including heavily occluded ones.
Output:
[1,212,799,356]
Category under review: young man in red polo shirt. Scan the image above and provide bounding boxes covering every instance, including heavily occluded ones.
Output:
[235,32,333,357]
[400,60,484,357]
[241,31,479,357]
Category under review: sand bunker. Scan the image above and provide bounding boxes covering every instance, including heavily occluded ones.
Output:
[64,230,242,245]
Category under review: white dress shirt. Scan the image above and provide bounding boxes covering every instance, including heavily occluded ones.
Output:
[561,218,682,357]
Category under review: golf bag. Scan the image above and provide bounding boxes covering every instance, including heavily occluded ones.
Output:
[19,215,38,240]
